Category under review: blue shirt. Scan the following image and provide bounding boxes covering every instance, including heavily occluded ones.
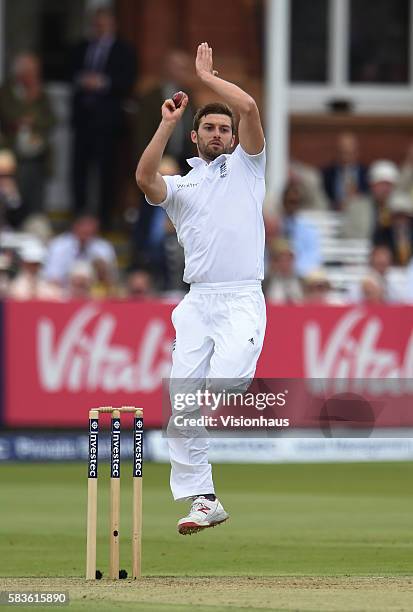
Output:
[283,216,322,277]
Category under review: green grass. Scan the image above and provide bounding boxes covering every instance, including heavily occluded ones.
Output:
[0,462,411,578]
[0,462,412,611]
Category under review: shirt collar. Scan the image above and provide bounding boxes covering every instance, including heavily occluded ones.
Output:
[186,153,228,168]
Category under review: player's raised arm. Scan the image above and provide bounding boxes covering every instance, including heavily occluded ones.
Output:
[135,93,188,204]
[195,42,264,155]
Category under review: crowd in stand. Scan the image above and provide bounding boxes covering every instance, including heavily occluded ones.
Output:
[263,132,413,305]
[1,7,413,304]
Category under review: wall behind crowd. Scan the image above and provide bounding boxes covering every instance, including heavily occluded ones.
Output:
[0,0,413,304]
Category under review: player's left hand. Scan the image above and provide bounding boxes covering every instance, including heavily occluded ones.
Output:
[196,42,219,79]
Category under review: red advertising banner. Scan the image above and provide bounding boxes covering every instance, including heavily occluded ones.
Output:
[5,301,175,427]
[260,305,413,379]
[4,302,413,427]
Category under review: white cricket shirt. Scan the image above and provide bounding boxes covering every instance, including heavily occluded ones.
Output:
[146,144,265,283]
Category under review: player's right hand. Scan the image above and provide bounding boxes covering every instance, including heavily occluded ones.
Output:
[161,94,188,123]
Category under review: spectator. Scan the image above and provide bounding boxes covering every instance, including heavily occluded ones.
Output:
[65,261,95,300]
[343,160,399,239]
[0,53,56,219]
[359,273,385,304]
[134,154,179,254]
[69,7,137,229]
[43,214,117,287]
[0,149,23,229]
[0,251,13,298]
[157,155,187,291]
[279,182,322,277]
[322,132,369,210]
[163,216,187,293]
[289,160,328,210]
[134,50,195,172]
[132,51,194,271]
[398,141,413,196]
[347,245,406,303]
[9,241,61,300]
[403,256,413,304]
[132,154,183,288]
[126,268,154,300]
[302,268,342,305]
[373,190,413,266]
[264,238,303,303]
[91,256,119,298]
[21,212,53,245]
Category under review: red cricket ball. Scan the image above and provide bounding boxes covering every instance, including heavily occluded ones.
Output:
[172,91,185,109]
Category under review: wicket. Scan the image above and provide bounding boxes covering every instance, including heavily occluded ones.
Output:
[86,406,143,580]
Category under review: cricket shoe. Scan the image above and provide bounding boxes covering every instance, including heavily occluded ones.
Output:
[178,496,229,535]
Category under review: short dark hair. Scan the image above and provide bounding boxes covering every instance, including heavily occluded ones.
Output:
[193,103,235,133]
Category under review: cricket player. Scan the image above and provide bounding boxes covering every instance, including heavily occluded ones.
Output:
[136,43,266,534]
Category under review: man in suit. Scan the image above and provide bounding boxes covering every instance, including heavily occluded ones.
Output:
[135,50,195,172]
[322,132,369,210]
[0,53,56,219]
[132,50,194,268]
[69,7,137,229]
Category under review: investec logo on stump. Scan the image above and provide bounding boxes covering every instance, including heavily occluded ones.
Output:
[88,418,98,478]
[133,417,143,478]
[111,418,121,478]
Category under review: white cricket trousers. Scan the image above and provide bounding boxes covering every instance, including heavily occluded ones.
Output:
[168,280,266,500]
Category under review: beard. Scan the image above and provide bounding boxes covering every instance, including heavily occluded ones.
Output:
[197,139,232,162]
